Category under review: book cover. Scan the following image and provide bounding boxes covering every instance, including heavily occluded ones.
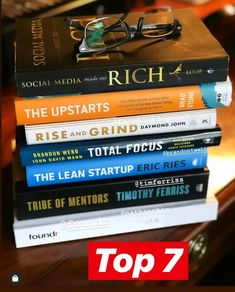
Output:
[20,127,221,166]
[15,9,229,97]
[24,109,217,145]
[25,147,208,187]
[13,196,218,248]
[14,78,232,125]
[15,168,209,220]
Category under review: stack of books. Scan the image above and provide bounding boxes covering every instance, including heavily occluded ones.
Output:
[13,8,232,248]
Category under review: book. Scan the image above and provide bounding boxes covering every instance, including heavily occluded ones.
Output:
[25,147,208,187]
[20,127,221,166]
[24,109,217,145]
[13,195,218,248]
[15,9,229,97]
[15,168,209,220]
[14,78,232,125]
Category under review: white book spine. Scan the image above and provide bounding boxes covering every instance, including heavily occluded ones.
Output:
[25,109,217,145]
[13,196,218,248]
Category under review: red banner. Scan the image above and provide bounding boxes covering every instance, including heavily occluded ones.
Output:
[88,241,188,280]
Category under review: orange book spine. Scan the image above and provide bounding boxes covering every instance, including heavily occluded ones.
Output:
[14,86,207,125]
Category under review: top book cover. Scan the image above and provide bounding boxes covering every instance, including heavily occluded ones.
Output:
[15,8,229,97]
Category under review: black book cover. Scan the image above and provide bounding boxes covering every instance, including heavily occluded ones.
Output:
[15,8,229,97]
[15,168,209,220]
[19,126,222,166]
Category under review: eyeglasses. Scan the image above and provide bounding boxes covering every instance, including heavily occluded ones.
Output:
[64,6,182,54]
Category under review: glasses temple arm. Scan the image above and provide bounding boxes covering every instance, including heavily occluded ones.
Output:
[64,17,85,30]
[120,12,129,21]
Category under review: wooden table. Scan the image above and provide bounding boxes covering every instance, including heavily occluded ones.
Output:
[133,0,235,19]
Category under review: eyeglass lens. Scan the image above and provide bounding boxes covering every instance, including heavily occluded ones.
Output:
[85,17,127,50]
[142,8,175,37]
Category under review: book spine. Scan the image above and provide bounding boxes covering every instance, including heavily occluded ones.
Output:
[16,169,209,220]
[15,59,228,97]
[13,196,218,248]
[24,109,217,145]
[14,79,232,125]
[20,127,221,166]
[25,147,208,187]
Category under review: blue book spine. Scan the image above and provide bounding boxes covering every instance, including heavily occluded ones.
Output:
[26,147,208,187]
